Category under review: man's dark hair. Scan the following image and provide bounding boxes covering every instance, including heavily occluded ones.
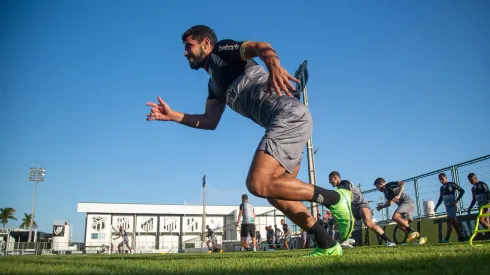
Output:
[438,173,447,179]
[468,173,476,178]
[242,194,248,200]
[329,171,340,178]
[181,25,217,45]
[374,177,386,186]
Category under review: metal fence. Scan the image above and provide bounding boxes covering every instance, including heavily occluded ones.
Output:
[361,154,490,223]
[181,204,338,251]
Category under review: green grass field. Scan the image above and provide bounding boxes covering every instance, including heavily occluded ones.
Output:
[1,243,489,275]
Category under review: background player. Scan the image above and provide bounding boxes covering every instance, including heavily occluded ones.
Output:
[467,173,490,229]
[255,230,263,250]
[206,225,222,253]
[266,225,276,250]
[274,225,282,248]
[279,219,291,250]
[113,226,132,254]
[236,194,257,251]
[329,171,396,247]
[434,173,465,242]
[374,178,427,244]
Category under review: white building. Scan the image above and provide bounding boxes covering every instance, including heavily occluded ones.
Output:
[77,202,284,252]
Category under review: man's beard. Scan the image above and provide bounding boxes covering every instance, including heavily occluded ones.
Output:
[188,48,207,70]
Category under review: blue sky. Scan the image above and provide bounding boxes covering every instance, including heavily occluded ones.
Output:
[1,0,489,242]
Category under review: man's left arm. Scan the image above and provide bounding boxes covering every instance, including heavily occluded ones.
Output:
[236,204,243,226]
[482,182,490,201]
[455,183,465,203]
[393,181,406,202]
[236,211,242,227]
[241,41,299,96]
[377,200,393,210]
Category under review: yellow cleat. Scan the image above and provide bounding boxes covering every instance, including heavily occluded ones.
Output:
[418,237,428,245]
[406,231,420,242]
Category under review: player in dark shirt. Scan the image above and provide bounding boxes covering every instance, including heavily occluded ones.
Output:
[467,173,490,229]
[434,173,465,242]
[280,219,292,250]
[266,226,275,249]
[146,25,353,257]
[374,178,427,244]
[205,225,222,253]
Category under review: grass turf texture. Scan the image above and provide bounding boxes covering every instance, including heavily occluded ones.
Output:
[1,242,489,275]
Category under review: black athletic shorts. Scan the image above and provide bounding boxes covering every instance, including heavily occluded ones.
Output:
[240,223,256,238]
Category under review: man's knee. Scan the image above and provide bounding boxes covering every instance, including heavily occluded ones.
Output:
[246,177,271,197]
[392,213,402,222]
[363,218,375,229]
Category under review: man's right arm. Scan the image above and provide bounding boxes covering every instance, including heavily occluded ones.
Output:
[171,99,225,130]
[467,192,476,214]
[435,187,443,211]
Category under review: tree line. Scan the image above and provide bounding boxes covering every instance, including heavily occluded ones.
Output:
[0,207,37,229]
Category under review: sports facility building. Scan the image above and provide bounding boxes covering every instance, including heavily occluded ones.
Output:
[77,202,284,252]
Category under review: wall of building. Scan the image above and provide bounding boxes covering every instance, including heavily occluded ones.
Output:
[80,203,284,251]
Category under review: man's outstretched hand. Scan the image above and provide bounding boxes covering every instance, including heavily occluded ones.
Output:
[146,96,174,121]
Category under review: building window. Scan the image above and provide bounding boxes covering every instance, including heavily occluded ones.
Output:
[91,233,106,239]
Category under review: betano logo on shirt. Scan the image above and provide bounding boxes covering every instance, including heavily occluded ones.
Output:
[218,44,239,51]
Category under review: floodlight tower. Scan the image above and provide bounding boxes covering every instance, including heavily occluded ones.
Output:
[28,167,46,243]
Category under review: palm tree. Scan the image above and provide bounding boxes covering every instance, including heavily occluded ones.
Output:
[0,207,17,228]
[19,213,37,230]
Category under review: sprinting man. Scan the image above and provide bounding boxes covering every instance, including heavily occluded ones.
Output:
[146,25,354,257]
[329,171,396,247]
[280,219,292,250]
[434,173,465,242]
[467,173,490,229]
[236,194,257,251]
[374,178,427,244]
[206,225,222,253]
[114,226,132,254]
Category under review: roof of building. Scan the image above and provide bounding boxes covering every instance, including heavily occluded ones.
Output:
[77,202,283,216]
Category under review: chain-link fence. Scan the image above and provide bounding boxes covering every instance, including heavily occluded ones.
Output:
[361,154,490,223]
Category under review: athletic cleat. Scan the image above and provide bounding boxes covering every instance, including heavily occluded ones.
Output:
[406,231,420,242]
[207,250,212,254]
[340,238,355,248]
[328,189,355,241]
[440,239,449,243]
[386,242,396,247]
[303,243,343,257]
[418,237,428,245]
[219,249,223,253]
